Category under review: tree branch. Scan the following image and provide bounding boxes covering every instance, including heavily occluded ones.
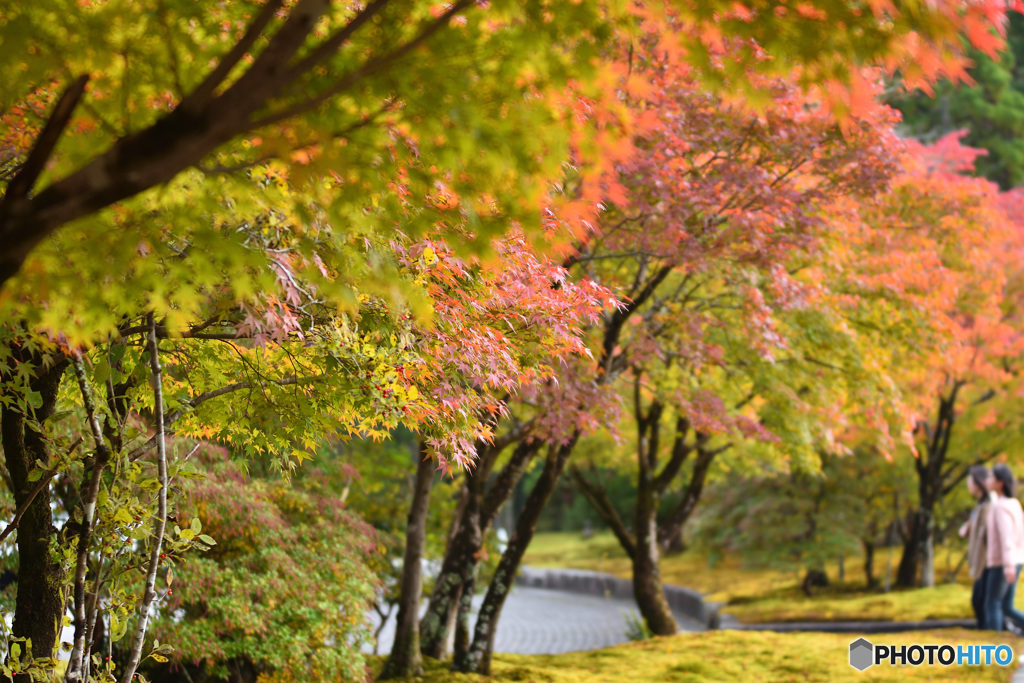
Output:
[3,75,89,203]
[250,0,472,129]
[599,265,673,374]
[481,440,541,531]
[0,438,81,545]
[181,0,286,111]
[656,441,727,548]
[570,465,635,560]
[164,375,304,425]
[652,417,692,493]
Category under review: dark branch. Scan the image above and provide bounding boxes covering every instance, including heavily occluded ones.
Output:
[570,465,636,560]
[182,0,285,111]
[3,75,90,202]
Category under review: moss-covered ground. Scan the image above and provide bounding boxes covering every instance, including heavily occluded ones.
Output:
[523,532,975,624]
[374,629,1019,682]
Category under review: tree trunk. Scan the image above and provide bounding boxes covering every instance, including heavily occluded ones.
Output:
[633,472,676,636]
[862,540,877,589]
[463,438,577,675]
[378,443,434,680]
[420,482,483,661]
[897,388,959,588]
[420,439,537,660]
[921,530,935,588]
[449,492,482,669]
[1,356,67,678]
[419,510,474,660]
[450,563,479,669]
[631,541,676,636]
[896,508,934,588]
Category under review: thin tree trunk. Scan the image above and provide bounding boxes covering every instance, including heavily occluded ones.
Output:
[1,355,67,679]
[450,565,478,668]
[66,357,112,681]
[379,441,434,679]
[921,530,935,588]
[632,423,676,636]
[897,388,959,588]
[449,485,482,669]
[463,438,577,675]
[119,317,171,683]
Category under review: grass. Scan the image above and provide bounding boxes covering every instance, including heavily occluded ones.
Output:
[374,629,1019,682]
[523,532,975,624]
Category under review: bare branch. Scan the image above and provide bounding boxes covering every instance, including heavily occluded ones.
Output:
[652,417,692,493]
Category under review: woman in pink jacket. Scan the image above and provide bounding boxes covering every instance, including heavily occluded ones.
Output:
[982,464,1024,631]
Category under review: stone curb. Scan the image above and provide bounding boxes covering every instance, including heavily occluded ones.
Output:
[727,619,976,634]
[515,567,987,636]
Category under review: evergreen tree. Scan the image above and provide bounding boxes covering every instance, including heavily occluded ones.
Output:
[889,15,1024,189]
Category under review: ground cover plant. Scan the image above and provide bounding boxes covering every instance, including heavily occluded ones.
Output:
[371,629,1020,683]
[524,532,976,624]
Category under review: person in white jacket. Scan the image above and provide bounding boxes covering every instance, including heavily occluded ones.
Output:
[983,464,1024,631]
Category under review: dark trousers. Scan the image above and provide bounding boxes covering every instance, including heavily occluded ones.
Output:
[972,576,986,629]
[981,564,1024,631]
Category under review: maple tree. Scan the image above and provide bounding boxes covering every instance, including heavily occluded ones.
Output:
[864,135,1024,588]
[146,451,378,683]
[559,36,919,636]
[695,447,916,593]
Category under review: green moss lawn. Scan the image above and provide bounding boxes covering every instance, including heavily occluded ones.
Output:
[376,630,1018,682]
[524,532,975,624]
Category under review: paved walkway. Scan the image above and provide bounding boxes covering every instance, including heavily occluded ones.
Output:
[368,584,704,656]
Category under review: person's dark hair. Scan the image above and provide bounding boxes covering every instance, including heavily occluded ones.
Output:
[970,464,991,504]
[992,464,1017,498]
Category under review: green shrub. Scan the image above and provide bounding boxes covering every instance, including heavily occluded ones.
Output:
[148,454,377,682]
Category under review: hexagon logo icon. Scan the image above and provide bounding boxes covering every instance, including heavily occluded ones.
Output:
[850,638,874,671]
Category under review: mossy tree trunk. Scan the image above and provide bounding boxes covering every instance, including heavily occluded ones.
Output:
[420,439,539,660]
[460,438,577,674]
[632,400,677,636]
[1,354,68,679]
[379,441,434,680]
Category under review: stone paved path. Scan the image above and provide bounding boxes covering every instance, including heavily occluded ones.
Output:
[368,585,704,656]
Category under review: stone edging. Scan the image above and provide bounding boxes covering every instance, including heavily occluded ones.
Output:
[516,565,722,629]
